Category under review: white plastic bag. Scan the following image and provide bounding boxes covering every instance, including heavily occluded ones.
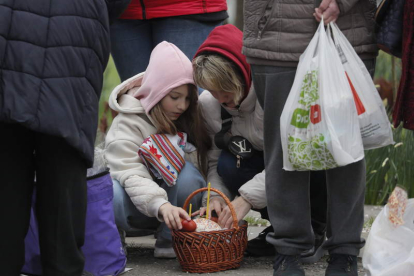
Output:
[329,23,394,150]
[363,199,414,276]
[280,19,364,171]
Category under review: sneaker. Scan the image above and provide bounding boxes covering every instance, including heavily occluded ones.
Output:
[273,254,305,276]
[246,225,326,263]
[301,232,326,263]
[245,226,276,256]
[325,254,358,276]
[154,246,176,259]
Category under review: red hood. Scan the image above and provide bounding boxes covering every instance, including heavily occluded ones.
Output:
[194,24,252,97]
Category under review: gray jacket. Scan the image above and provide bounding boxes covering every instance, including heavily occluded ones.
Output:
[242,0,378,66]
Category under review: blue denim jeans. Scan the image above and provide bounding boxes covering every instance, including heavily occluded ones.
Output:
[112,162,206,248]
[217,149,269,219]
[110,18,223,82]
[217,149,265,196]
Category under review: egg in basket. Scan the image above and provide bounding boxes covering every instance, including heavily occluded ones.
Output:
[172,185,248,273]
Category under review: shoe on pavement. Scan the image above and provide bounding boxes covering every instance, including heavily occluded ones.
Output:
[273,254,305,276]
[301,232,326,263]
[245,226,275,256]
[154,246,176,259]
[246,225,326,264]
[325,254,358,276]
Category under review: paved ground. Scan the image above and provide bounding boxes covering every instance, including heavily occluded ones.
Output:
[123,248,366,276]
[121,206,383,276]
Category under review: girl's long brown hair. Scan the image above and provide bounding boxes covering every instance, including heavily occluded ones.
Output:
[149,84,212,178]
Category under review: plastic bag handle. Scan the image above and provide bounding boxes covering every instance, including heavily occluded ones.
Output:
[183,187,239,230]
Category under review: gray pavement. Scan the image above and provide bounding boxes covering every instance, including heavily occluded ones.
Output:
[121,205,383,276]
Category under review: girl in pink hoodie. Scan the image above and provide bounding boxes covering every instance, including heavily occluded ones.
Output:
[105,41,211,258]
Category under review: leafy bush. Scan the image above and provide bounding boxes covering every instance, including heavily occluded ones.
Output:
[365,124,414,205]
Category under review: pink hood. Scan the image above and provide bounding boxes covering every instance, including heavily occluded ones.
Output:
[133,41,195,114]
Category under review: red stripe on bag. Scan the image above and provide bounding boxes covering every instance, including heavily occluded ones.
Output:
[345,71,366,115]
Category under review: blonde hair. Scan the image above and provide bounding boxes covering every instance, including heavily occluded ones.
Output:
[149,84,211,178]
[193,54,245,105]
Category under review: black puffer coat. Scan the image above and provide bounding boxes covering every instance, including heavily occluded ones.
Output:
[0,0,128,166]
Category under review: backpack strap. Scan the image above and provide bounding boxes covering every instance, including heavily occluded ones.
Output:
[214,107,233,150]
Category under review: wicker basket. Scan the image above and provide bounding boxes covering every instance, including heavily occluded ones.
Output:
[172,187,248,273]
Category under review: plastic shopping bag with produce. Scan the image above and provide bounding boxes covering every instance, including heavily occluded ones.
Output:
[363,187,414,276]
[329,23,394,150]
[280,18,364,171]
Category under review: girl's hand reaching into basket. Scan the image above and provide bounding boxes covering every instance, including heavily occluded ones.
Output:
[159,202,190,230]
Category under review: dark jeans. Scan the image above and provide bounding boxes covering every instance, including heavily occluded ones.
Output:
[0,123,87,276]
[112,163,206,248]
[217,149,327,232]
[251,59,375,256]
[110,18,223,82]
[217,149,269,219]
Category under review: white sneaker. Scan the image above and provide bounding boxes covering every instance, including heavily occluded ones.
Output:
[154,246,176,259]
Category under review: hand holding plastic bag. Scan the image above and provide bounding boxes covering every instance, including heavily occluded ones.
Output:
[280,18,364,171]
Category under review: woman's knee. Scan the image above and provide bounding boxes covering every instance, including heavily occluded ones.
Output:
[176,163,206,189]
[174,162,206,208]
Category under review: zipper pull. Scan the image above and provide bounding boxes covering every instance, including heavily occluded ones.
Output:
[257,30,262,40]
[237,155,241,168]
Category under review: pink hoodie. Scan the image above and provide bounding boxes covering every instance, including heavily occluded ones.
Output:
[133,41,195,114]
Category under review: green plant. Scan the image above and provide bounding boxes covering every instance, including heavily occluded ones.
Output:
[363,216,375,230]
[374,51,401,83]
[243,216,270,227]
[99,56,121,128]
[365,124,414,205]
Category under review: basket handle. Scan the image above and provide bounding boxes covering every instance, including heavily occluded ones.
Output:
[183,187,239,230]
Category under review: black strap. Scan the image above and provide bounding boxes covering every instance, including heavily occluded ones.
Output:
[214,107,233,150]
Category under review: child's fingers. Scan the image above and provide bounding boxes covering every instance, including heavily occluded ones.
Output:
[174,216,182,230]
[164,216,172,230]
[167,213,178,230]
[179,208,190,221]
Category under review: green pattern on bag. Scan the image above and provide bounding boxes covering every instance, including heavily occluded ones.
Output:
[298,70,319,109]
[290,108,310,128]
[287,70,337,170]
[287,134,338,170]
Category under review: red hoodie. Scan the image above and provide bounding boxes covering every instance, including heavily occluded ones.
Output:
[194,24,252,97]
[120,0,227,20]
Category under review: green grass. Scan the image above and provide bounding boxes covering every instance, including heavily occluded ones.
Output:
[363,216,376,230]
[244,216,270,227]
[99,56,121,129]
[365,124,414,205]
